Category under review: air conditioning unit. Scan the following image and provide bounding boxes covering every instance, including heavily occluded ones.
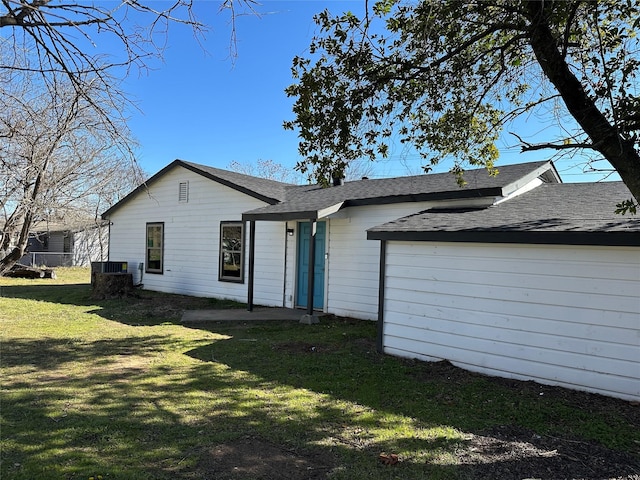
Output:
[90,261,128,286]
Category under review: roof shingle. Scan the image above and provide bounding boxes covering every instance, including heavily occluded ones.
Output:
[368,182,639,246]
[243,160,555,220]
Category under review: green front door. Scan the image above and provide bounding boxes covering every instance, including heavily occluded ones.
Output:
[296,221,326,309]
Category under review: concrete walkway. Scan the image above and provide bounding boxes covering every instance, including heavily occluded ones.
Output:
[181,307,309,323]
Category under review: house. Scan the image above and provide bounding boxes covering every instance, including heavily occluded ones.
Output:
[368,182,640,401]
[102,159,639,400]
[102,159,556,315]
[20,220,109,267]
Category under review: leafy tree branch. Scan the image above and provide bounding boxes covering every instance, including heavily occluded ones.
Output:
[285,0,640,210]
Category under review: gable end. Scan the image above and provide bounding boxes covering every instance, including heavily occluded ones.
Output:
[102,159,281,219]
[177,161,282,205]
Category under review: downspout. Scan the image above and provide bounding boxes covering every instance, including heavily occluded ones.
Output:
[376,240,387,354]
[247,220,256,311]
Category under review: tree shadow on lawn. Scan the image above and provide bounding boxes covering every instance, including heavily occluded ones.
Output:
[183,322,640,479]
[3,333,639,480]
[0,283,90,304]
[3,283,639,478]
[1,335,177,371]
[3,334,456,479]
[0,327,493,479]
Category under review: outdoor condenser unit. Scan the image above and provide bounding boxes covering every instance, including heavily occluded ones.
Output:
[90,261,128,286]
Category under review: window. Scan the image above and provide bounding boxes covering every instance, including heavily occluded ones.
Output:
[178,181,189,203]
[146,223,164,274]
[219,222,244,282]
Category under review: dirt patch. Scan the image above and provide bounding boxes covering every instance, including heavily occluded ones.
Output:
[407,360,640,478]
[407,358,494,384]
[192,437,337,479]
[107,291,242,324]
[188,431,640,480]
[457,425,640,479]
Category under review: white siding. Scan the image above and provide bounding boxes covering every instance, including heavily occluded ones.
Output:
[326,202,438,320]
[253,222,287,307]
[282,222,297,309]
[107,166,286,306]
[382,242,640,401]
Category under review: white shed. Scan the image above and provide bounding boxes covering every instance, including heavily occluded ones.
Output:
[368,182,640,401]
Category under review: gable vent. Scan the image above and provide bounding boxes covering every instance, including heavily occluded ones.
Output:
[178,181,189,202]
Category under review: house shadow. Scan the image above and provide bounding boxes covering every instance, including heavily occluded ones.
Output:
[0,282,234,327]
[0,283,90,303]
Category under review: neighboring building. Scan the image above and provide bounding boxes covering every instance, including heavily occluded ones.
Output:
[103,159,639,400]
[21,220,108,267]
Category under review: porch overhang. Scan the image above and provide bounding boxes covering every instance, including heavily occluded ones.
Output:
[243,202,343,320]
[242,201,344,222]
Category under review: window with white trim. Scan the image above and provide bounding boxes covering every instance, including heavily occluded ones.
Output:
[219,222,244,282]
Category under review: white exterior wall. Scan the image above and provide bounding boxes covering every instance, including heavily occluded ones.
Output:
[282,221,298,309]
[277,204,439,316]
[253,222,288,307]
[107,166,286,306]
[381,241,640,401]
[325,202,443,320]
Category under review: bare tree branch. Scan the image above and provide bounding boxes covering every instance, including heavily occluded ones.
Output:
[510,131,598,152]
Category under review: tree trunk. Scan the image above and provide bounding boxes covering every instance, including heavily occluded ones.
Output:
[4,265,56,279]
[6,265,44,278]
[0,246,28,276]
[526,1,640,203]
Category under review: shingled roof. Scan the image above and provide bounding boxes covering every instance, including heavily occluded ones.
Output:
[102,159,294,218]
[243,160,558,221]
[368,182,640,246]
[177,160,293,203]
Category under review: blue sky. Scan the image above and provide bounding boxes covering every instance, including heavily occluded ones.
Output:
[122,1,336,179]
[115,1,618,183]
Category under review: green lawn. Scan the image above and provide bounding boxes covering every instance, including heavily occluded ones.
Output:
[1,268,638,479]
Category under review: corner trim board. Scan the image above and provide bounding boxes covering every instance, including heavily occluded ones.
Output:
[376,240,386,354]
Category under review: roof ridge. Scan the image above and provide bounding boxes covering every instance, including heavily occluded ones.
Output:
[177,159,297,187]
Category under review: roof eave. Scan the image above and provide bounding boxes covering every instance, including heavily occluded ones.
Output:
[500,161,561,197]
[345,187,504,208]
[178,161,282,205]
[366,229,640,247]
[242,210,321,222]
